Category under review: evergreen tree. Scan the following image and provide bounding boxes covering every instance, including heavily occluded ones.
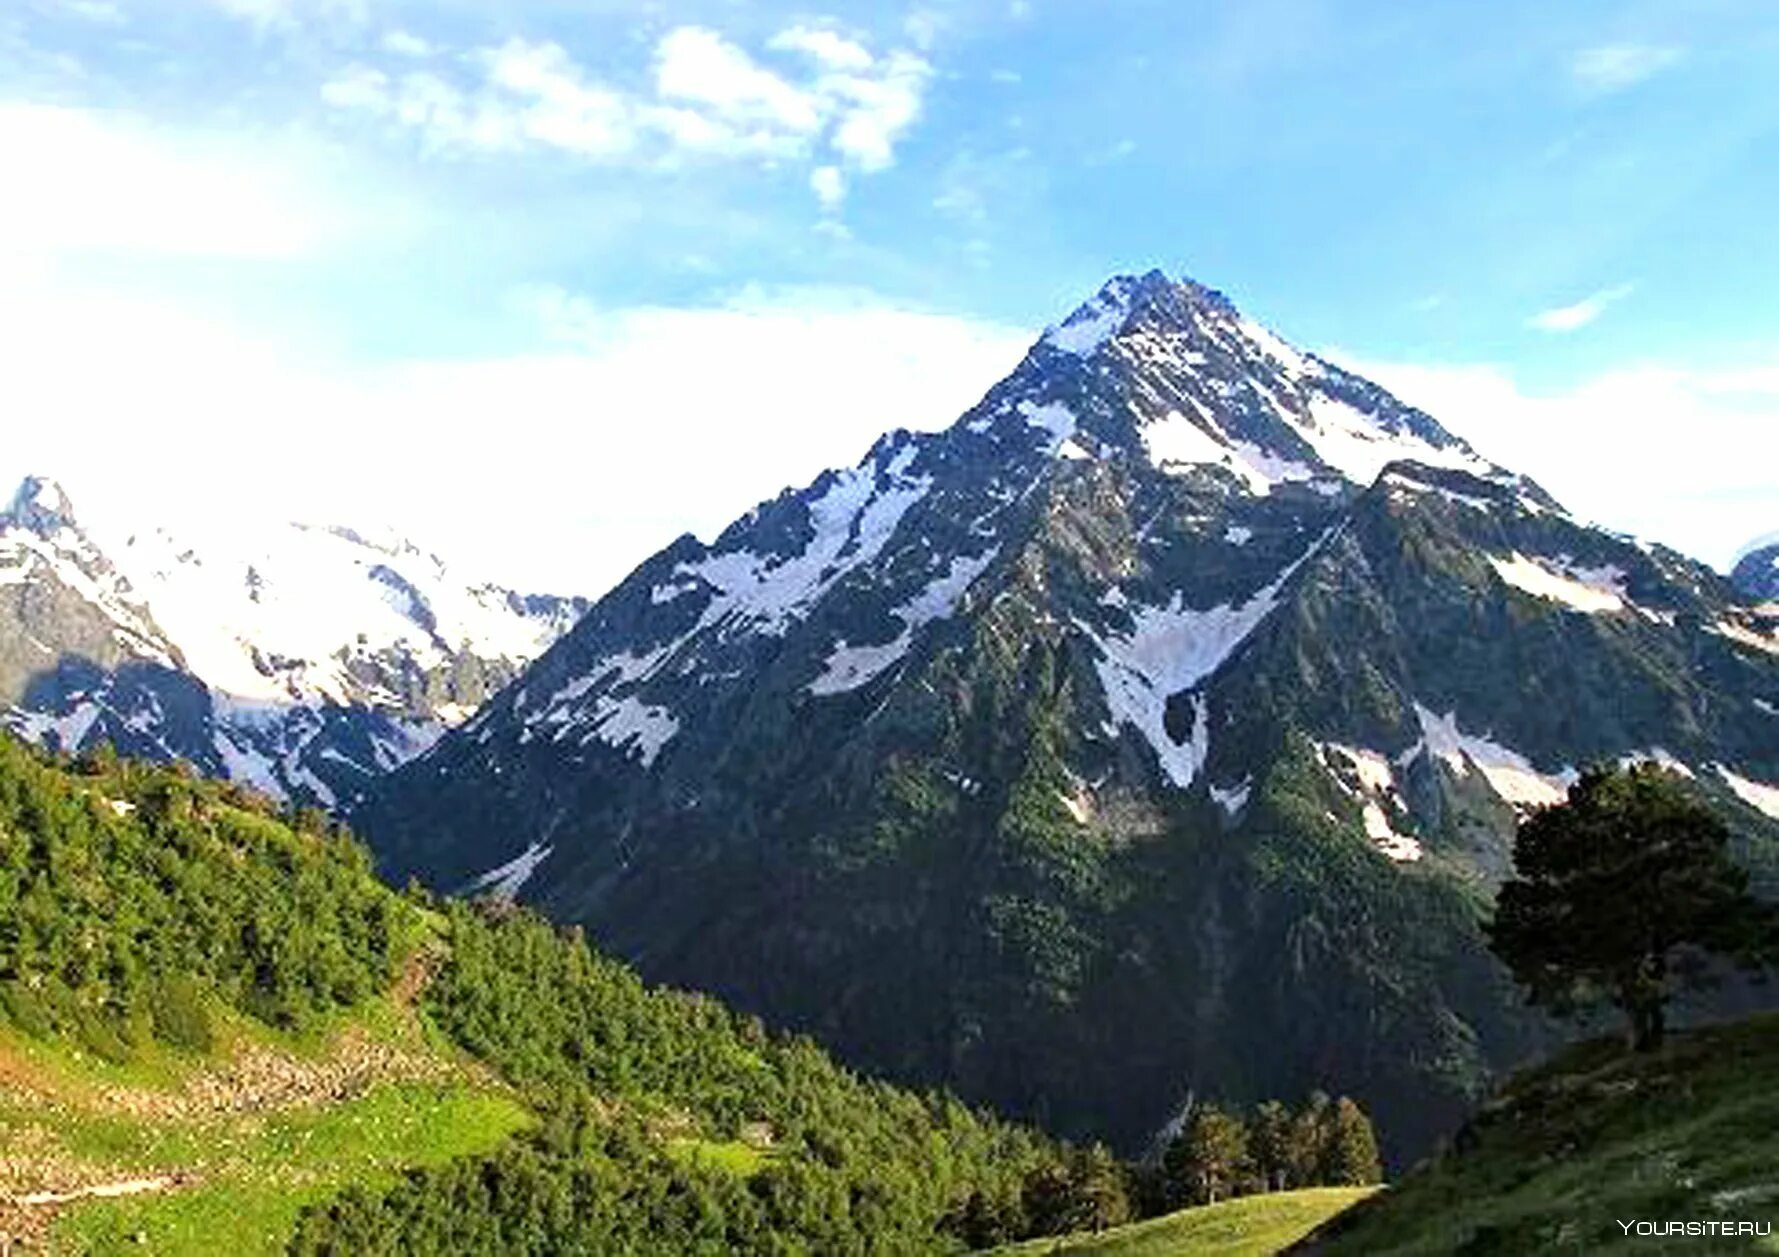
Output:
[1163,1105,1250,1206]
[1250,1099,1295,1191]
[1070,1143,1131,1232]
[1285,1091,1332,1189]
[1320,1097,1383,1186]
[1488,763,1778,1051]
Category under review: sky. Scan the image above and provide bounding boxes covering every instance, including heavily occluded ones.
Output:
[1,0,1776,593]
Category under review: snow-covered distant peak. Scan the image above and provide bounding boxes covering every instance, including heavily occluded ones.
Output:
[95,513,583,708]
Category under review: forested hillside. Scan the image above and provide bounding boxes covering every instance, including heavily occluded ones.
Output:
[0,735,1134,1253]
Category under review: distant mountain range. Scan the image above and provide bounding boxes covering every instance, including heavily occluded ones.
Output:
[356,270,1779,1163]
[0,475,586,807]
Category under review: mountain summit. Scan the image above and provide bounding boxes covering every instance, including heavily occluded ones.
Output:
[360,270,1779,1163]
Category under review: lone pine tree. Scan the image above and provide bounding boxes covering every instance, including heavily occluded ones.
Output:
[1488,762,1778,1051]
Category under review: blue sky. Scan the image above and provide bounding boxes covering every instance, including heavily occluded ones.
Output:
[2,0,1775,590]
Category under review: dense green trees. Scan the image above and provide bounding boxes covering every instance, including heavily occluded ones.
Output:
[1153,1094,1381,1211]
[0,737,403,1059]
[1489,763,1779,1051]
[291,899,1098,1252]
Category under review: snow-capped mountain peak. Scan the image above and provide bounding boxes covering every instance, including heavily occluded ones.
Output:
[996,270,1497,496]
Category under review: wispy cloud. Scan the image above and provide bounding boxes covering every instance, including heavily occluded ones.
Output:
[1527,283,1635,333]
[319,24,931,203]
[1570,44,1683,94]
[379,29,434,59]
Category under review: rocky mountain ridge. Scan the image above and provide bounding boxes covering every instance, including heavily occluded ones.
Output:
[0,475,587,806]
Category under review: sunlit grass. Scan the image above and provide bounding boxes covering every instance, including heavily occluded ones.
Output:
[992,1186,1378,1256]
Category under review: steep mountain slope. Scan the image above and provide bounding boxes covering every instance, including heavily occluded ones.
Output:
[0,476,586,807]
[360,270,1779,1163]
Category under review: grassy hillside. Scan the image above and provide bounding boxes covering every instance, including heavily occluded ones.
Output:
[0,992,529,1254]
[992,1188,1375,1256]
[1303,1014,1779,1255]
[0,736,1096,1253]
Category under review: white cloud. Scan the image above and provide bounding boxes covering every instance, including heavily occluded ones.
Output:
[0,278,1030,593]
[1571,44,1683,94]
[654,26,823,135]
[1326,350,1779,570]
[380,29,434,58]
[768,25,875,73]
[810,164,847,210]
[320,24,931,200]
[485,38,638,157]
[0,103,337,261]
[1527,283,1634,333]
[825,50,930,171]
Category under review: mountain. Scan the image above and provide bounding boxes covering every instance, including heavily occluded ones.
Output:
[1733,539,1779,603]
[0,475,587,807]
[358,269,1779,1164]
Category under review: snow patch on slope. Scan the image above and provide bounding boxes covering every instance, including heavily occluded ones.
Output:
[468,842,553,898]
[1713,618,1779,657]
[1619,748,1695,778]
[1489,553,1627,615]
[678,446,932,638]
[1142,410,1316,494]
[1018,400,1078,447]
[1717,766,1779,820]
[1209,777,1252,817]
[7,701,102,752]
[1409,704,1575,808]
[578,695,679,766]
[810,548,998,695]
[1290,394,1490,487]
[1237,319,1314,378]
[1315,742,1422,861]
[1381,470,1499,513]
[1086,531,1331,788]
